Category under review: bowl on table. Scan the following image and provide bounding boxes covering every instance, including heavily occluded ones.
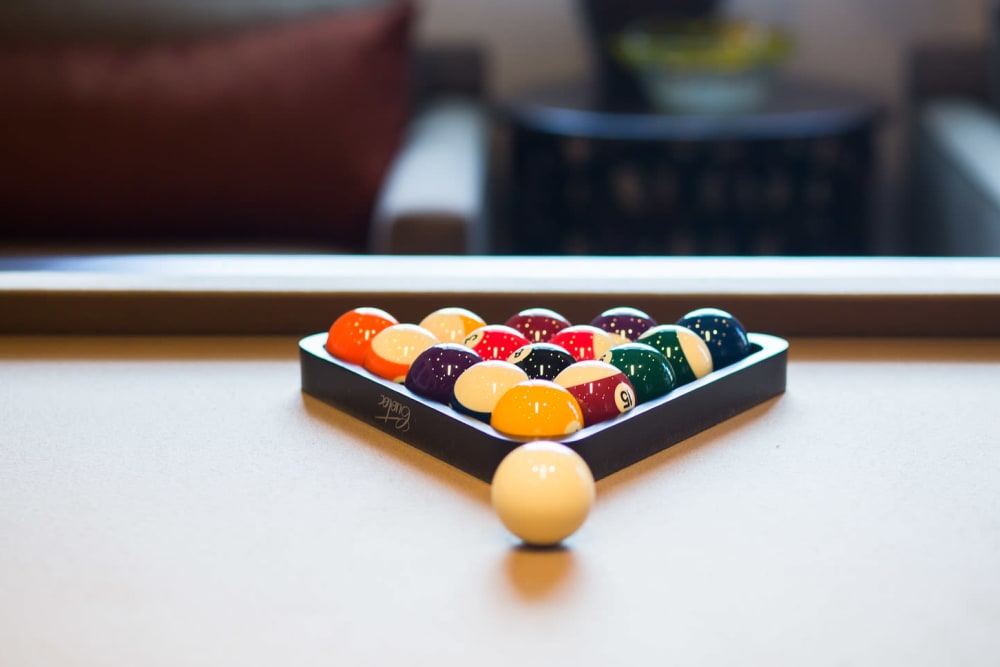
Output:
[613,18,794,114]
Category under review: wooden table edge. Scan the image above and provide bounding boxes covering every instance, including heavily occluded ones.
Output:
[2,255,999,337]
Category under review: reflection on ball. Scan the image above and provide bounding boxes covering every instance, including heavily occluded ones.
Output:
[463,325,530,361]
[450,361,530,423]
[491,441,595,547]
[548,325,620,361]
[419,307,487,344]
[490,380,584,439]
[637,324,714,385]
[504,307,572,343]
[590,306,657,341]
[676,307,752,369]
[553,360,636,426]
[363,323,439,382]
[326,307,398,365]
[599,342,677,404]
[507,342,577,380]
[405,344,483,404]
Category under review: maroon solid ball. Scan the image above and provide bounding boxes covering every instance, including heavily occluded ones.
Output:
[504,308,572,343]
[405,344,483,404]
[590,306,658,341]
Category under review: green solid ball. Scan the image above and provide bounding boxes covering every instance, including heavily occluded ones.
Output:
[598,342,677,404]
[636,324,714,386]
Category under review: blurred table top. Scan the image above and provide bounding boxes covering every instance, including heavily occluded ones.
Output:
[501,77,881,141]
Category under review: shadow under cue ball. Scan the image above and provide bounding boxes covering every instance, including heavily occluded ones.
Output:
[491,441,595,547]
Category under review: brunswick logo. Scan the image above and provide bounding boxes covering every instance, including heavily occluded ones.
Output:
[375,394,411,432]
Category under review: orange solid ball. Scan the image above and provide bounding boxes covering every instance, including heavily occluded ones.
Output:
[326,307,398,366]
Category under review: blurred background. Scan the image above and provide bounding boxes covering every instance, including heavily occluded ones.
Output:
[1,0,996,256]
[426,0,988,256]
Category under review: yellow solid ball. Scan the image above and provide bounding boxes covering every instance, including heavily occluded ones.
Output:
[491,441,596,547]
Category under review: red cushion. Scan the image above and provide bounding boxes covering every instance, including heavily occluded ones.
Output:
[0,1,413,248]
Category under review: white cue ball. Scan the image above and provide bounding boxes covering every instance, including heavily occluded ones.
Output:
[490,441,596,547]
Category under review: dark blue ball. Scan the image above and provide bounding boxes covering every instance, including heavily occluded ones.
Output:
[675,308,751,369]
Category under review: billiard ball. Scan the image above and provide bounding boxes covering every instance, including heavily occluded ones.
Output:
[418,307,487,344]
[504,307,571,343]
[675,307,752,369]
[325,306,398,365]
[490,380,584,439]
[463,325,530,361]
[590,306,658,341]
[404,344,483,404]
[491,441,595,547]
[553,360,637,426]
[636,324,714,386]
[548,325,620,361]
[507,342,577,380]
[450,360,530,423]
[598,342,677,404]
[362,323,440,382]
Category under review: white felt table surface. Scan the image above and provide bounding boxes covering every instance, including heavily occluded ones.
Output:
[2,336,999,666]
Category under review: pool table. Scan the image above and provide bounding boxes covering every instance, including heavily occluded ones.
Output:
[2,255,999,666]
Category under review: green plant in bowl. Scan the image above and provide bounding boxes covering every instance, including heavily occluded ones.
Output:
[614,19,795,113]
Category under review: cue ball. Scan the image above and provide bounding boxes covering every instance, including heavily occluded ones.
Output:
[326,307,398,365]
[590,306,658,341]
[404,344,483,404]
[490,380,584,439]
[675,307,752,369]
[363,323,440,382]
[504,307,572,343]
[463,325,530,361]
[491,441,595,547]
[637,324,714,386]
[548,325,620,361]
[507,342,577,380]
[450,360,530,423]
[419,307,487,344]
[553,360,636,426]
